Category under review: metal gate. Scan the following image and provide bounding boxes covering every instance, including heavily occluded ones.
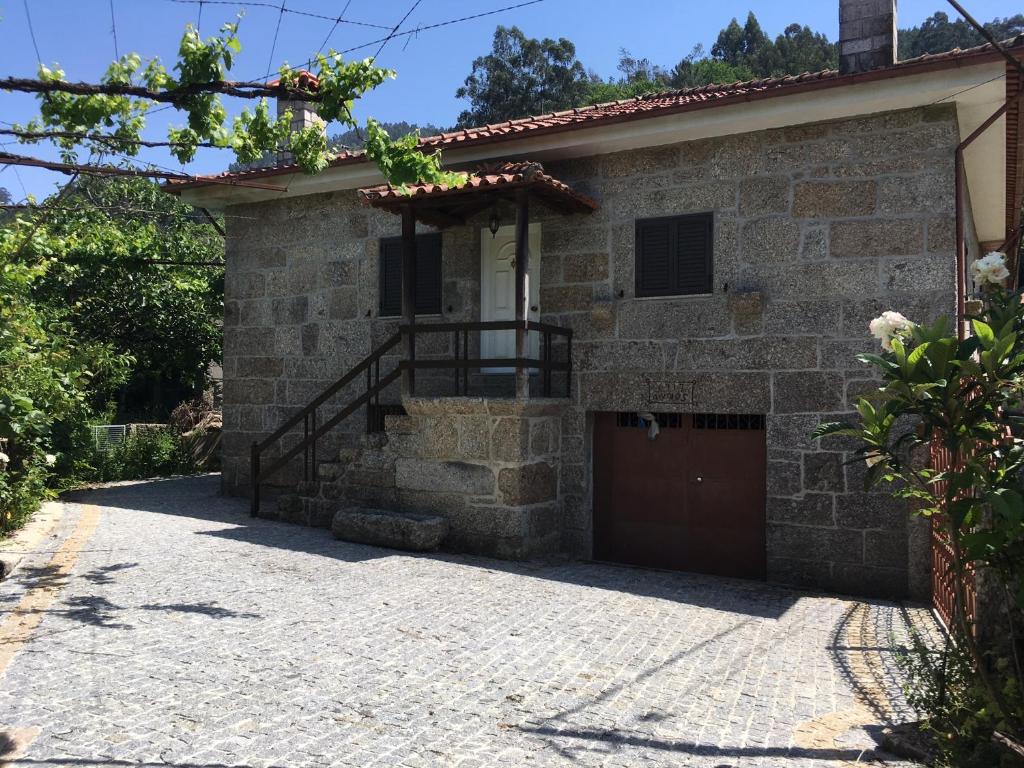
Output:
[593,412,767,579]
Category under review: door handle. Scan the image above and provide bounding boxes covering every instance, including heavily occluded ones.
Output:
[530,305,538,312]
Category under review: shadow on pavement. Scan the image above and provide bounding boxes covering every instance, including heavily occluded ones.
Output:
[62,475,922,628]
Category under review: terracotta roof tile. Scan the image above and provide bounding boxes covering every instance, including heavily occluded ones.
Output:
[358,161,598,227]
[171,37,1023,190]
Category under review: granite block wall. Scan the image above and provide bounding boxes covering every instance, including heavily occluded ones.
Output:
[221,104,963,598]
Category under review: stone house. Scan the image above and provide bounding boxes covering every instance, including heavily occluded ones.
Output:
[172,0,1024,600]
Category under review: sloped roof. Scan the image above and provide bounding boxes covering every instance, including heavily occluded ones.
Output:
[358,161,597,228]
[169,37,1024,191]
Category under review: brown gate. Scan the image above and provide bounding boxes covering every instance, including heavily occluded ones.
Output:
[593,412,767,579]
[929,437,978,631]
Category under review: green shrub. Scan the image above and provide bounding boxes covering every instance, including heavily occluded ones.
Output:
[897,635,1021,767]
[90,427,203,482]
[0,461,48,535]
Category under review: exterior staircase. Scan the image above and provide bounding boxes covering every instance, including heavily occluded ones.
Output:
[248,320,573,556]
[259,415,450,552]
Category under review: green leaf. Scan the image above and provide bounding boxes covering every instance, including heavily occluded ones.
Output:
[972,319,995,349]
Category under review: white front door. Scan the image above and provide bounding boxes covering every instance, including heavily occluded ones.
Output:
[481,224,541,370]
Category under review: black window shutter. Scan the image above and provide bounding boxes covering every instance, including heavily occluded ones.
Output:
[635,213,712,297]
[414,233,442,315]
[379,233,443,316]
[675,213,713,295]
[636,219,672,297]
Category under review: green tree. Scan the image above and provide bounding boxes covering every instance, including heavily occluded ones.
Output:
[615,49,669,87]
[711,12,781,75]
[26,177,224,420]
[455,25,590,127]
[899,11,1024,59]
[0,218,131,530]
[667,44,755,88]
[328,120,448,152]
[773,23,837,75]
[0,187,12,224]
[584,44,755,104]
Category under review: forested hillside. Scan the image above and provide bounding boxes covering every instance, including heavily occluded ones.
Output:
[455,10,1024,127]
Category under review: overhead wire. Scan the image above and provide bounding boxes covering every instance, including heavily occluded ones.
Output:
[22,0,42,64]
[316,0,352,56]
[7,0,546,189]
[163,0,391,30]
[373,0,422,62]
[264,0,287,85]
[109,0,120,60]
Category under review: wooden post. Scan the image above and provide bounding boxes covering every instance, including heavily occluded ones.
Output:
[401,204,417,395]
[513,189,530,399]
[250,441,260,517]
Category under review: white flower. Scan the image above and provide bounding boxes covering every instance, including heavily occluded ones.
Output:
[0,451,8,468]
[869,310,915,352]
[44,454,57,466]
[971,251,1010,287]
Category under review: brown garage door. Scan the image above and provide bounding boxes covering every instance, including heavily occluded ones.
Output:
[593,412,767,579]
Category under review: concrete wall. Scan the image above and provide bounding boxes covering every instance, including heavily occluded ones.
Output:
[221,104,962,598]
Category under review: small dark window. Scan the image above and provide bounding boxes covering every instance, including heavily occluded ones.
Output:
[379,233,442,316]
[635,213,713,297]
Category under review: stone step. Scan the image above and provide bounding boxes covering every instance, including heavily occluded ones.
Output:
[331,507,448,552]
[276,493,300,515]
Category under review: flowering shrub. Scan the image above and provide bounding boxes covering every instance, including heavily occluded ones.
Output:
[868,310,915,352]
[972,251,1011,287]
[815,251,1024,763]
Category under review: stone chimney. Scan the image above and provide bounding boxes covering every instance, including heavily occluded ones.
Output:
[839,0,897,74]
[273,70,320,131]
[270,71,321,164]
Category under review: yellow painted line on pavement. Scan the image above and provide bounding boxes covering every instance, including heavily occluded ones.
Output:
[0,500,64,559]
[0,503,101,677]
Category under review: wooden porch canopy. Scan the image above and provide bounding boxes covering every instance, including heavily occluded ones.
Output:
[356,161,598,228]
[358,161,596,399]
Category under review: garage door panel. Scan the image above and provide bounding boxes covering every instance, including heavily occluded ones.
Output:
[593,411,766,580]
[593,413,688,568]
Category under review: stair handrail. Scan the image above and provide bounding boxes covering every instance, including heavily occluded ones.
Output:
[249,320,574,516]
[250,330,402,515]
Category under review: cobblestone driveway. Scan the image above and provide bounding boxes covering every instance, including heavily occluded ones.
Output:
[0,476,934,767]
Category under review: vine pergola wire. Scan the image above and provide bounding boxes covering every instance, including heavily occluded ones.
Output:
[0,0,546,199]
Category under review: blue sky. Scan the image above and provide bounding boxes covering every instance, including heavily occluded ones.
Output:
[0,0,1017,201]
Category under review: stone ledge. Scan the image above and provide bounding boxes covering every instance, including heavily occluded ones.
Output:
[331,507,448,552]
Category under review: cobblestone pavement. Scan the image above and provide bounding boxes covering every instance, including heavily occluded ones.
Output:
[0,476,938,767]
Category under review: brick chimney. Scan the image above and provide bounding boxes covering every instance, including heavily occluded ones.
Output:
[839,0,897,74]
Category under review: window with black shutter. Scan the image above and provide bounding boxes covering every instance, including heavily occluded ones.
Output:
[378,233,442,316]
[635,213,713,297]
